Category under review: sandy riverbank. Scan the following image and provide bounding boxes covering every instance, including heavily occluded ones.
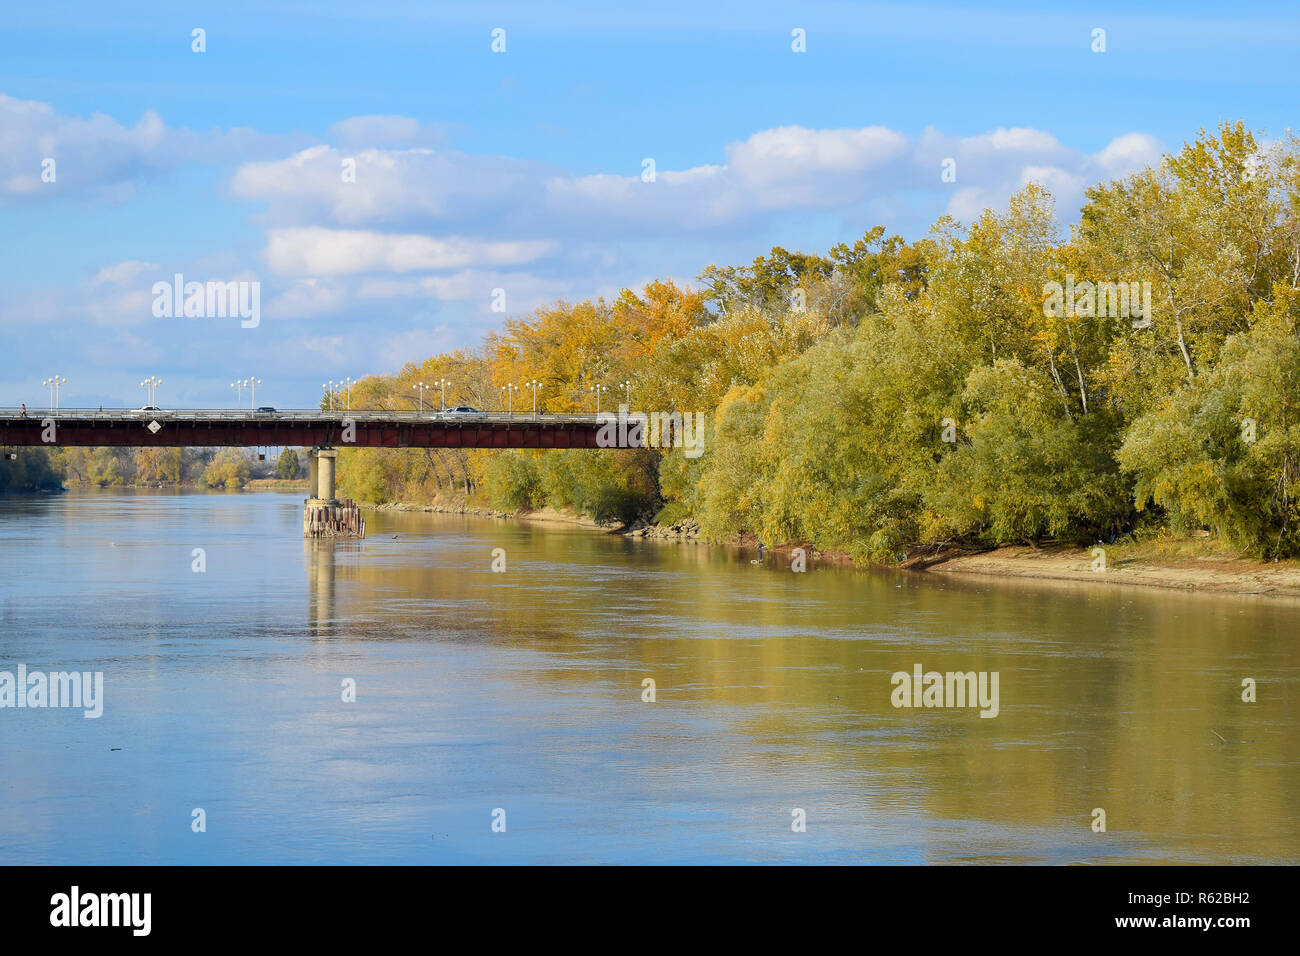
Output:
[923,543,1300,598]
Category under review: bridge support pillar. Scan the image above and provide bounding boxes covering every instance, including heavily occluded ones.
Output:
[317,448,336,501]
[304,448,363,538]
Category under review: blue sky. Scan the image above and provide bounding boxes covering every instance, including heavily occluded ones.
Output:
[1,1,1297,409]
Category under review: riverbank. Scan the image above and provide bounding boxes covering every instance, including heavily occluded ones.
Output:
[368,499,612,530]
[57,478,310,492]
[921,541,1300,598]
[244,478,310,492]
[362,498,1300,598]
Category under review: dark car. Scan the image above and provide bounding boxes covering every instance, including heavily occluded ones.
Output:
[254,406,277,414]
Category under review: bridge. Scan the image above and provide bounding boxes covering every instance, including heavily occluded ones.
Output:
[0,408,611,540]
[0,408,605,449]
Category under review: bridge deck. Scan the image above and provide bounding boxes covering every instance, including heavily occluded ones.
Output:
[0,409,607,448]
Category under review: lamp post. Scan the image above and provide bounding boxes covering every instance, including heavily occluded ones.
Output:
[344,376,354,410]
[589,383,608,414]
[249,377,262,408]
[413,382,428,412]
[500,383,519,415]
[322,381,338,411]
[42,375,67,412]
[618,379,632,407]
[230,379,249,410]
[140,376,162,406]
[525,379,542,418]
[435,377,450,412]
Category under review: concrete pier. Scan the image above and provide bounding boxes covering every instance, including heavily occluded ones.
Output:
[304,448,364,538]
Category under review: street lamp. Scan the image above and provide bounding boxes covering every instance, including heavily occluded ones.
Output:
[322,381,338,411]
[140,376,162,406]
[344,376,354,410]
[230,379,250,410]
[249,377,262,408]
[42,375,67,412]
[589,383,608,414]
[500,383,519,415]
[413,381,428,412]
[618,379,632,407]
[435,377,451,412]
[525,379,542,418]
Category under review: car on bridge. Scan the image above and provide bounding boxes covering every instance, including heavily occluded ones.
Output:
[132,405,164,416]
[432,406,488,419]
[254,406,277,414]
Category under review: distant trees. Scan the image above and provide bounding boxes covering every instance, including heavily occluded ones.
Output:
[201,449,251,489]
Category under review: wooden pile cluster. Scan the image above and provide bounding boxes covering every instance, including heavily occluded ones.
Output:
[304,498,366,538]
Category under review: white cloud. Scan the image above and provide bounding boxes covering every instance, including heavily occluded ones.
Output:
[231,145,550,231]
[265,277,349,320]
[230,119,1163,247]
[264,227,555,276]
[726,125,910,207]
[0,93,305,204]
[928,127,1162,224]
[91,260,160,286]
[326,115,456,148]
[1089,132,1164,176]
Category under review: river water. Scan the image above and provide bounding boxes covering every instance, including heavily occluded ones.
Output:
[0,489,1296,864]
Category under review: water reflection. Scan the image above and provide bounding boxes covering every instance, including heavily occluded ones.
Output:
[304,538,362,636]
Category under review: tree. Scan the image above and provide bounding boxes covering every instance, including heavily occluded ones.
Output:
[0,448,62,492]
[202,449,252,489]
[1118,290,1300,556]
[929,360,1130,545]
[276,448,301,479]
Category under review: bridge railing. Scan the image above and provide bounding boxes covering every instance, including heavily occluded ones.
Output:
[0,407,605,424]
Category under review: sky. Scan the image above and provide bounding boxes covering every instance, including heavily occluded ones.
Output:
[1,0,1297,410]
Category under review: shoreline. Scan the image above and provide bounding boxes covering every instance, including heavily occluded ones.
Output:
[48,478,312,493]
[921,543,1300,599]
[365,499,1300,600]
[367,500,614,530]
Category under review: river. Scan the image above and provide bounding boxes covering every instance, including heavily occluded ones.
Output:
[0,489,1296,864]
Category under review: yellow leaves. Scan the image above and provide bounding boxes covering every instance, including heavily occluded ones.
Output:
[715,382,766,423]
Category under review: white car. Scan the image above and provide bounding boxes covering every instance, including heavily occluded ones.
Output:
[432,405,488,419]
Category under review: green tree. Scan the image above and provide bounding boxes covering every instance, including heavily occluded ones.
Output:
[276,448,301,479]
[1118,290,1300,556]
[482,451,543,511]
